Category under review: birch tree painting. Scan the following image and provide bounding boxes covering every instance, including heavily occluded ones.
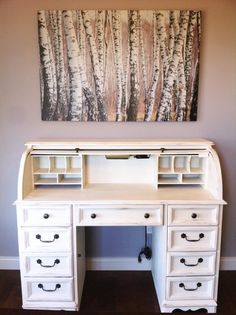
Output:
[38,10,201,121]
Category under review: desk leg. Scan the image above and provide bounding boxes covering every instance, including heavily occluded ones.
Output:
[73,226,85,310]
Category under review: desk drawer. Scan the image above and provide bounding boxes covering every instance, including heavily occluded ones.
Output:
[168,205,219,226]
[168,227,218,251]
[21,227,72,252]
[78,206,163,226]
[22,253,73,277]
[18,205,72,227]
[167,252,216,276]
[23,277,74,301]
[166,276,215,300]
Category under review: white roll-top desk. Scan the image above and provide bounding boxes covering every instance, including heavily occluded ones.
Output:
[15,139,225,313]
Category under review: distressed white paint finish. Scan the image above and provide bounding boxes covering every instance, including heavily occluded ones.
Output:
[15,139,225,312]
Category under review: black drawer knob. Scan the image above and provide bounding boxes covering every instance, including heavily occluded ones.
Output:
[191,213,197,219]
[43,213,50,219]
[144,213,150,219]
[91,213,96,219]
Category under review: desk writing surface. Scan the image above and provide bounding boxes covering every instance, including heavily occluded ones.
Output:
[20,184,223,205]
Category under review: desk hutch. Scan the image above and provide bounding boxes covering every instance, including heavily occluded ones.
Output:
[15,139,225,313]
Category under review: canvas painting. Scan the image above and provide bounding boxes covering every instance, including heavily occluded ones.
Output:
[38,10,201,121]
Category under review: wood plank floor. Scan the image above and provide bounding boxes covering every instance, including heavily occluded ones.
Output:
[0,270,235,314]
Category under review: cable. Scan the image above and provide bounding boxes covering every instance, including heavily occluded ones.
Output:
[138,226,152,263]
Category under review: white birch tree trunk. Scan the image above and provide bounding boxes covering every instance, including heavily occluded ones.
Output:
[50,11,68,120]
[110,10,126,121]
[127,10,139,121]
[76,10,98,120]
[96,10,106,91]
[62,10,83,121]
[185,11,198,121]
[144,12,160,121]
[156,11,168,75]
[38,10,57,120]
[157,11,190,121]
[82,10,107,121]
[123,12,130,120]
[168,11,179,61]
[138,12,148,108]
[77,10,86,73]
[176,56,187,121]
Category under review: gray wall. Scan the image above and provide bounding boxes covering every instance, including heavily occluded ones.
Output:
[0,0,236,259]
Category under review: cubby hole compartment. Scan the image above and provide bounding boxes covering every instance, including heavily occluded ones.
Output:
[190,156,206,173]
[50,156,66,173]
[32,156,50,174]
[58,174,81,185]
[66,156,81,173]
[158,156,173,173]
[158,174,181,185]
[174,156,189,173]
[182,174,205,185]
[33,174,57,185]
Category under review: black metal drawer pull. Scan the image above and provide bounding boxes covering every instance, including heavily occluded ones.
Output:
[144,213,150,219]
[191,213,197,219]
[43,213,50,219]
[36,234,59,243]
[91,213,96,219]
[37,258,60,268]
[38,283,61,292]
[180,257,203,267]
[179,282,202,291]
[181,233,204,242]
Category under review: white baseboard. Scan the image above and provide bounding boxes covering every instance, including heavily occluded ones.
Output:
[0,256,19,270]
[220,257,236,270]
[0,256,236,271]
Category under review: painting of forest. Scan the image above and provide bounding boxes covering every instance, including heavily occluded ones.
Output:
[38,10,201,121]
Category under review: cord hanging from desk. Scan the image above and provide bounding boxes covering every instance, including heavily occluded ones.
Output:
[138,226,152,263]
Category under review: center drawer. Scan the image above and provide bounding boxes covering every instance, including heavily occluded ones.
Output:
[77,206,163,226]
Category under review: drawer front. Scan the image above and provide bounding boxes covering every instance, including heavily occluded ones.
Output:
[168,205,219,226]
[18,205,72,227]
[22,253,73,277]
[23,277,74,301]
[21,227,72,252]
[166,276,215,300]
[168,227,218,251]
[167,252,216,276]
[78,206,163,226]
